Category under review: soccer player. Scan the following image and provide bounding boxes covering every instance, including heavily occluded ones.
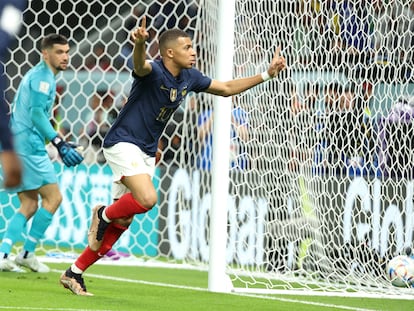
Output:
[0,0,27,188]
[60,16,286,296]
[0,34,84,273]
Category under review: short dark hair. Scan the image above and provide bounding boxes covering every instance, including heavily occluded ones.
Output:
[159,29,190,55]
[41,34,68,50]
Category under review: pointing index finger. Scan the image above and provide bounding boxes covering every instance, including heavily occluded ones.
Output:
[274,46,281,59]
[140,16,146,29]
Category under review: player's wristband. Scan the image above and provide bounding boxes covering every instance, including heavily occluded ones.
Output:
[261,71,272,82]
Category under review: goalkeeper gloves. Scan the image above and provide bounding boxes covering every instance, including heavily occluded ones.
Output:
[51,136,84,167]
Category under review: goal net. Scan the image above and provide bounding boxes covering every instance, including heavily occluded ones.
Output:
[1,0,414,298]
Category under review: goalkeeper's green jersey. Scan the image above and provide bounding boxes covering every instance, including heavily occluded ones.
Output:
[10,60,57,156]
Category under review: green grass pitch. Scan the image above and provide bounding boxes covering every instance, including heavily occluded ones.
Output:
[0,262,412,311]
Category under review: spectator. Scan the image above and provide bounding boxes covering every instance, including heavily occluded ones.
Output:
[157,110,184,165]
[288,81,311,171]
[372,1,414,66]
[83,43,112,72]
[196,100,250,171]
[318,82,343,173]
[303,82,321,113]
[335,0,375,65]
[321,82,376,177]
[378,97,414,179]
[323,81,343,112]
[81,90,118,164]
[295,0,336,68]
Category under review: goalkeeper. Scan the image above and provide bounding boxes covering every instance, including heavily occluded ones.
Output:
[60,15,286,296]
[0,34,83,273]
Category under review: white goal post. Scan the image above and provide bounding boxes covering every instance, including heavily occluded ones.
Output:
[1,0,414,300]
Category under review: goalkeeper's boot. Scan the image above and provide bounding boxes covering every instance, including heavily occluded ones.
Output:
[0,258,26,272]
[15,252,50,273]
[88,205,109,251]
[60,269,93,296]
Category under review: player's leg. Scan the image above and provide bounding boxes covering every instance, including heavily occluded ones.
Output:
[15,183,62,272]
[0,189,38,272]
[61,181,135,295]
[88,142,157,251]
[88,174,156,251]
[104,174,156,218]
[60,220,129,296]
[13,155,60,272]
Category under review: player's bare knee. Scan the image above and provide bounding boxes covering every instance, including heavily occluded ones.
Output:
[140,193,157,209]
[19,201,39,218]
[133,191,157,209]
[42,193,62,213]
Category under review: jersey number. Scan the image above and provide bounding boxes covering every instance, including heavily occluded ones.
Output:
[156,107,175,123]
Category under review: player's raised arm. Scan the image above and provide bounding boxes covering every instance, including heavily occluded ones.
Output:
[131,16,152,76]
[206,46,286,97]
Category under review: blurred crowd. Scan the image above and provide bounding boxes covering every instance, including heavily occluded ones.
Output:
[45,0,413,180]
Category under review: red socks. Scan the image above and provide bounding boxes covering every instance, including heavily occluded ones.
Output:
[75,222,127,271]
[105,192,149,220]
[74,193,150,272]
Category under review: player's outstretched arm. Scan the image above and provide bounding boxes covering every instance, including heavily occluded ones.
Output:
[206,46,286,97]
[131,15,152,77]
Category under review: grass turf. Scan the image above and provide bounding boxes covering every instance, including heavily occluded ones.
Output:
[0,263,412,311]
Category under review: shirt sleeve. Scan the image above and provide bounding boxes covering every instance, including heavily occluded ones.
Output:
[29,77,57,141]
[189,69,212,93]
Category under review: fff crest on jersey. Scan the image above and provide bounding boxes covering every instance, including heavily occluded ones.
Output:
[170,89,177,102]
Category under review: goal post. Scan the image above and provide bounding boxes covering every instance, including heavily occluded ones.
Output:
[208,0,236,293]
[0,0,413,300]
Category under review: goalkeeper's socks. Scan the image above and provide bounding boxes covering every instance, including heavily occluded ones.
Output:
[0,212,27,255]
[24,208,53,253]
[105,192,149,220]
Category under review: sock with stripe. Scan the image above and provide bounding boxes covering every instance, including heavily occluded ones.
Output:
[0,212,27,256]
[23,207,53,253]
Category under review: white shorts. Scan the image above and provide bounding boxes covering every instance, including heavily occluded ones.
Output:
[103,142,155,199]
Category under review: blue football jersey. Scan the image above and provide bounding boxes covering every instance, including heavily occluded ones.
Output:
[0,0,27,151]
[197,107,249,171]
[104,59,212,156]
[10,60,57,156]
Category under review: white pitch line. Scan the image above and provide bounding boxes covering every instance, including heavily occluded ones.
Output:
[52,270,380,311]
[0,307,111,311]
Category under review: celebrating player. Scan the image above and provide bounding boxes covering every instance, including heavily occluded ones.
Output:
[0,0,27,188]
[60,16,286,295]
[0,34,84,273]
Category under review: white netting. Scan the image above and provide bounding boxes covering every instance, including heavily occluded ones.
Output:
[1,0,414,298]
